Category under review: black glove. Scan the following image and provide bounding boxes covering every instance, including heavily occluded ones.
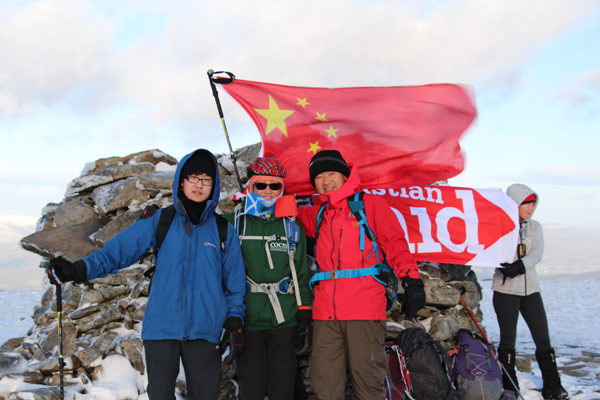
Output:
[47,257,87,285]
[499,259,525,279]
[221,316,244,359]
[295,308,312,356]
[401,277,426,319]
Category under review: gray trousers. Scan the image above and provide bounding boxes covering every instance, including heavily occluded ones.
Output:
[310,320,387,400]
[143,339,221,400]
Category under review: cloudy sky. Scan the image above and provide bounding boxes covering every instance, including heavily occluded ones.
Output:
[1,0,599,289]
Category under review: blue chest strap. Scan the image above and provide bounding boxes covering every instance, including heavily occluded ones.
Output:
[309,266,380,289]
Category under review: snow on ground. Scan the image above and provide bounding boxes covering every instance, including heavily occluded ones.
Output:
[1,278,599,398]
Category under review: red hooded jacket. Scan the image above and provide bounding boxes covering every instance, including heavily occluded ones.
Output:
[297,165,419,321]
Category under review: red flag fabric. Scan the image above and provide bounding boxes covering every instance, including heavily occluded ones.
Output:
[221,78,477,195]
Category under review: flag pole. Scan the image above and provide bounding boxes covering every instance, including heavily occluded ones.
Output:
[207,69,244,192]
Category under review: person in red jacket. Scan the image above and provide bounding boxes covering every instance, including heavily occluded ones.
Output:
[296,150,426,400]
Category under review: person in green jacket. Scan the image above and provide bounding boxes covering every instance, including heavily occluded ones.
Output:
[225,156,312,400]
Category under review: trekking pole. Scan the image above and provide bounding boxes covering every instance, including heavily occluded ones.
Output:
[457,290,491,350]
[43,258,65,400]
[457,287,525,400]
[55,279,65,400]
[206,69,244,192]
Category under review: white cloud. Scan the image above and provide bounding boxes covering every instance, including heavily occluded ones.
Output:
[0,0,112,114]
[553,67,600,112]
[580,68,600,89]
[1,0,597,125]
[13,183,63,198]
[0,214,42,290]
[0,214,37,242]
[526,165,600,186]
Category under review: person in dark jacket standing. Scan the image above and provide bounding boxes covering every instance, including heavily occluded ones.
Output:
[296,150,426,400]
[493,183,568,400]
[225,156,312,400]
[46,149,247,400]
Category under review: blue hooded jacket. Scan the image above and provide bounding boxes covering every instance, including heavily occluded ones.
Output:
[83,149,246,343]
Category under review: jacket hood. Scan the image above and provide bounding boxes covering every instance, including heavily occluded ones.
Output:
[316,163,361,206]
[173,149,220,220]
[506,183,538,214]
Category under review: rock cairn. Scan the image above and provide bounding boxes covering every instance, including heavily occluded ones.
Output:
[2,145,485,399]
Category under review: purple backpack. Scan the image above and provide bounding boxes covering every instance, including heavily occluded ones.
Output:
[451,329,502,400]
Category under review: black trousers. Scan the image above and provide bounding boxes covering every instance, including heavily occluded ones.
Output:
[143,339,221,400]
[237,326,297,400]
[493,291,552,352]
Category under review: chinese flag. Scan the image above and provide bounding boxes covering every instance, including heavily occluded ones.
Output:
[221,79,477,195]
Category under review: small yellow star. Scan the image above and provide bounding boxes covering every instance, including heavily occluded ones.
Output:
[315,112,328,122]
[325,125,338,138]
[307,141,322,155]
[255,95,295,137]
[296,97,310,108]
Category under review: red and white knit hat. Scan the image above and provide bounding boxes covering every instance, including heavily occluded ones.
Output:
[247,157,287,178]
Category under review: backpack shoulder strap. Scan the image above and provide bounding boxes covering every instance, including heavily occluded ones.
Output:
[347,192,384,263]
[155,205,176,254]
[211,212,232,295]
[314,192,369,242]
[141,204,175,280]
[214,213,228,252]
[233,203,246,238]
[314,203,327,240]
[347,192,374,242]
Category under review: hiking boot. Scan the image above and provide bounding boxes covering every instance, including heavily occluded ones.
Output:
[500,390,517,400]
[498,347,519,391]
[536,348,569,400]
[541,386,569,400]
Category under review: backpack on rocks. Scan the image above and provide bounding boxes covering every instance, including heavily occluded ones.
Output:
[451,329,502,400]
[395,328,460,400]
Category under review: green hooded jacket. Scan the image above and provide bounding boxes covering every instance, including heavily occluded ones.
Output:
[225,200,312,331]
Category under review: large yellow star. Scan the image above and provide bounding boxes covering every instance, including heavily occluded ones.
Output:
[315,112,328,122]
[307,141,322,155]
[255,95,295,137]
[296,97,310,108]
[325,125,338,138]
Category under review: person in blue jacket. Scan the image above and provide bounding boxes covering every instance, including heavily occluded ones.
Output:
[46,148,247,400]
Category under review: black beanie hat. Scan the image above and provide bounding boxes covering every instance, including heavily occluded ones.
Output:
[309,150,350,187]
[180,150,217,186]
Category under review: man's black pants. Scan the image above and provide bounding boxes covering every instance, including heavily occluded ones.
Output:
[144,339,221,400]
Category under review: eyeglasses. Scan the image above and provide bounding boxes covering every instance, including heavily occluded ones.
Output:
[253,182,283,191]
[186,175,213,186]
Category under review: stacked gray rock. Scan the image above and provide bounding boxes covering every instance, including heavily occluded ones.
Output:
[3,144,486,399]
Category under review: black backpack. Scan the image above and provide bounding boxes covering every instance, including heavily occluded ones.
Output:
[139,204,228,280]
[395,328,461,400]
